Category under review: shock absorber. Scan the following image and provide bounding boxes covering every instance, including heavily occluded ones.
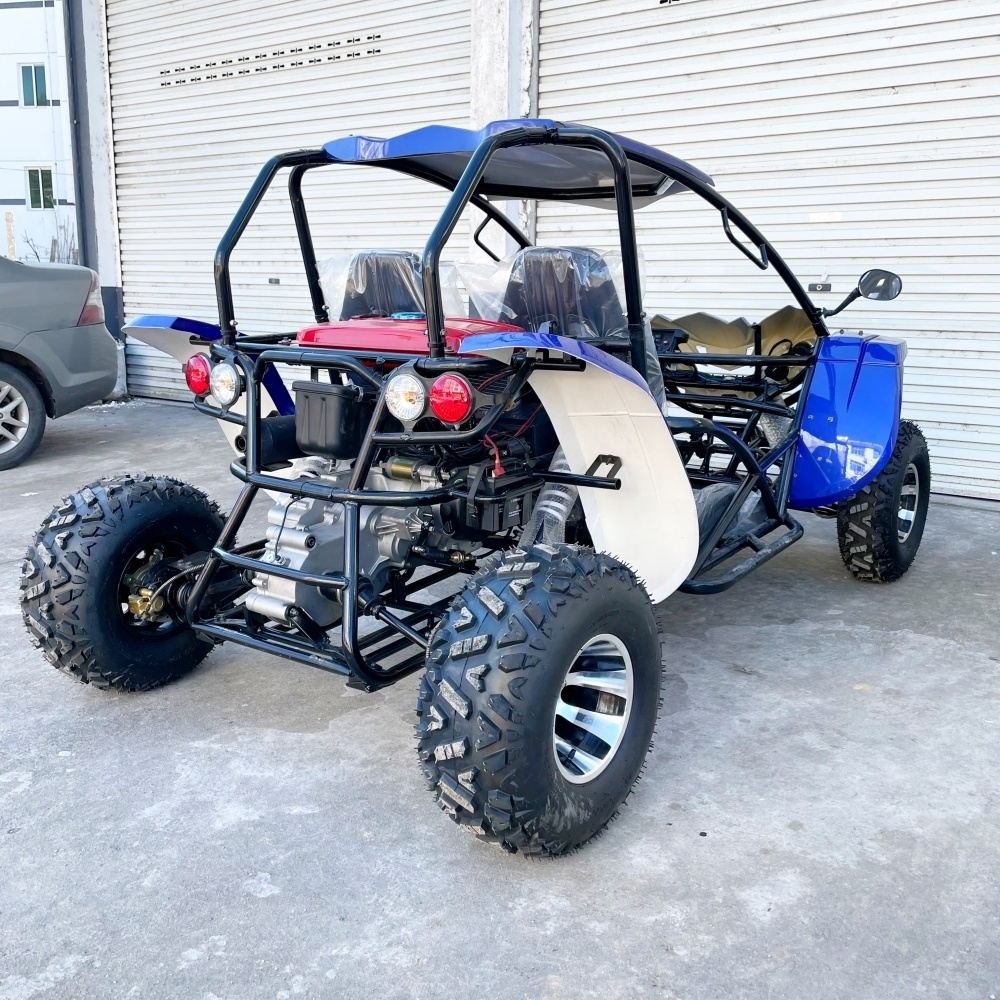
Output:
[522,447,579,547]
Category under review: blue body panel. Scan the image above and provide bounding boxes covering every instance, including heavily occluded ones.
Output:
[124,314,294,416]
[788,335,906,509]
[323,119,713,203]
[460,330,654,397]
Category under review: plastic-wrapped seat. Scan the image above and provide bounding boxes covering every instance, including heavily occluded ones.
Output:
[501,247,630,343]
[319,250,424,320]
[499,246,667,407]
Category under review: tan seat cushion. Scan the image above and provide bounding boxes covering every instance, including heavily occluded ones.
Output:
[654,306,815,359]
[759,305,816,356]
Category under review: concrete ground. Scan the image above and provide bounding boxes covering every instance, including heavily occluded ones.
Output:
[1,399,998,1000]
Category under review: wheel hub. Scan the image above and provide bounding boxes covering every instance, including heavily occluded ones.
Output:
[552,633,634,784]
[897,462,920,542]
[0,381,30,455]
[120,547,183,627]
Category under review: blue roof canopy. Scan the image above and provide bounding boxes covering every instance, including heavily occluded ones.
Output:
[322,119,713,207]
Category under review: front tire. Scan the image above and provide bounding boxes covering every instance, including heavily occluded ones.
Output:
[0,362,46,471]
[21,474,224,690]
[416,543,661,857]
[836,420,930,582]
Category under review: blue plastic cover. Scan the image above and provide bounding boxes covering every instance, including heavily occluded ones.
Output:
[788,335,906,509]
[323,119,713,205]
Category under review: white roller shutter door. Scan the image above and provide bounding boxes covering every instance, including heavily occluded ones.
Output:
[105,0,471,399]
[537,0,1000,499]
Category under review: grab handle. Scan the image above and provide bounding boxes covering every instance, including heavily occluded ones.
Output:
[722,207,769,270]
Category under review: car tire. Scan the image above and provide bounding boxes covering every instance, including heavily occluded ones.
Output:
[0,362,46,471]
[416,543,662,857]
[21,473,224,690]
[836,420,931,583]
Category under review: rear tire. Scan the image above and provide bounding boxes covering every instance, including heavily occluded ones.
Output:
[836,420,930,582]
[21,473,224,690]
[416,543,661,857]
[0,362,46,471]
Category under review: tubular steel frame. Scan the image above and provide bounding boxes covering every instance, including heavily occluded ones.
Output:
[187,123,830,688]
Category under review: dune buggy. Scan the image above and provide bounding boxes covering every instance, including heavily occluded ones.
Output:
[21,120,929,856]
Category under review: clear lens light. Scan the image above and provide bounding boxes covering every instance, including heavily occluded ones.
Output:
[385,373,426,423]
[209,362,241,407]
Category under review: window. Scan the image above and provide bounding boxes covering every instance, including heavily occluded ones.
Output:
[21,64,48,107]
[27,168,54,209]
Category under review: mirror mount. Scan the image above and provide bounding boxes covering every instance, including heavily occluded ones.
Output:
[820,287,860,319]
[820,269,902,318]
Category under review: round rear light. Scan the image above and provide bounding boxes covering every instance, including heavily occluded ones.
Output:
[209,361,241,408]
[184,354,211,397]
[429,372,474,425]
[384,372,426,423]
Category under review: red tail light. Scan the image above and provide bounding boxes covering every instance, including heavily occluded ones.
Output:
[184,354,212,396]
[428,372,474,425]
[77,271,105,326]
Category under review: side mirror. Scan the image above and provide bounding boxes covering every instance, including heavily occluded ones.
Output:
[821,268,902,318]
[858,268,902,302]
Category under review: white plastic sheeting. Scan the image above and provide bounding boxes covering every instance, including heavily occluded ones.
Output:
[469,336,699,602]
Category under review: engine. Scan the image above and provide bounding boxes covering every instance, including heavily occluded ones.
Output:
[239,360,557,629]
[244,456,476,627]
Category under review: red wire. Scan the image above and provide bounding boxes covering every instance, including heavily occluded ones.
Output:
[513,404,543,437]
[484,433,506,477]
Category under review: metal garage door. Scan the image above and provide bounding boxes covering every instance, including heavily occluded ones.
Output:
[536,0,1000,499]
[105,0,471,400]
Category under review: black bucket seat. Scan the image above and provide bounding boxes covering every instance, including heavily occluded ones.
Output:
[335,250,424,320]
[501,246,666,406]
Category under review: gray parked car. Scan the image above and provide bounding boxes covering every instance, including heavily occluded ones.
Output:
[0,256,119,469]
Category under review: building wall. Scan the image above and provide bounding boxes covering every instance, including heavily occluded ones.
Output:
[0,0,77,262]
[98,0,474,398]
[534,0,1000,499]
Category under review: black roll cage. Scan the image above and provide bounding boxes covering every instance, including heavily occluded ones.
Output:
[187,124,829,690]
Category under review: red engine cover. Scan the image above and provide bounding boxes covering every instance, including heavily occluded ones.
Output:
[297,317,523,355]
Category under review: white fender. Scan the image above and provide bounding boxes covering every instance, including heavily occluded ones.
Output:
[125,319,281,455]
[125,317,299,500]
[461,333,699,603]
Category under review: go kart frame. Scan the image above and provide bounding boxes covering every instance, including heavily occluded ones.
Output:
[22,120,930,856]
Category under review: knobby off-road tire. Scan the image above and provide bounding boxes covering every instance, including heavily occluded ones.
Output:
[21,474,224,690]
[416,543,661,857]
[0,362,46,471]
[837,420,930,583]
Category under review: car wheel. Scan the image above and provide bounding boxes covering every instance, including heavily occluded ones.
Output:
[21,473,224,690]
[836,420,931,582]
[416,543,662,857]
[0,362,46,471]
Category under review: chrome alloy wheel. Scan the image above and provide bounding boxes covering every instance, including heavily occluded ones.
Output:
[897,462,920,543]
[0,381,29,455]
[553,633,635,784]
